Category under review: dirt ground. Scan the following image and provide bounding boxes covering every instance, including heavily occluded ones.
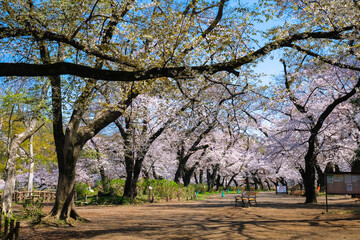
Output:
[19,192,360,240]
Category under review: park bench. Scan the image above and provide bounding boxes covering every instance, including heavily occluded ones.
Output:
[235,191,258,207]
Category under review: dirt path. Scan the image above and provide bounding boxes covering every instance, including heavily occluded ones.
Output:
[20,192,360,239]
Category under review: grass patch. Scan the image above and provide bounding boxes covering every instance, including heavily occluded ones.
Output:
[324,209,360,215]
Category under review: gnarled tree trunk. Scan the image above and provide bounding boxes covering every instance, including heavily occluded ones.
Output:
[49,138,82,220]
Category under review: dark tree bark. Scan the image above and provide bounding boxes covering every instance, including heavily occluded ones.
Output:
[226,173,239,189]
[183,163,199,187]
[325,162,335,173]
[194,172,199,184]
[115,112,170,199]
[315,164,325,192]
[206,164,219,191]
[264,179,272,190]
[215,174,222,190]
[199,169,203,184]
[244,173,250,190]
[335,164,341,173]
[1,26,357,81]
[174,123,212,184]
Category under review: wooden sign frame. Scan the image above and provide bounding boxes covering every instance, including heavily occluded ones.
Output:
[325,172,360,212]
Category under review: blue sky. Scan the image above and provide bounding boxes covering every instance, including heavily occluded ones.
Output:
[253,50,284,85]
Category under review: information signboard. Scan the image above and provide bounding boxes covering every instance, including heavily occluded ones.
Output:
[325,172,360,212]
[276,185,287,194]
[326,172,360,194]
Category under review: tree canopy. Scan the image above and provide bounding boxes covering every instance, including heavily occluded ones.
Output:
[0,0,359,219]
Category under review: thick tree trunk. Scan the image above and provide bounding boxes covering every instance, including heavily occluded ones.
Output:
[245,173,250,190]
[304,151,317,203]
[174,144,186,184]
[215,174,222,190]
[123,152,134,198]
[182,163,198,187]
[206,164,219,191]
[123,156,144,199]
[49,141,82,221]
[99,165,109,192]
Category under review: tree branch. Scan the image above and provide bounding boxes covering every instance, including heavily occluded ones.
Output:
[0,25,357,80]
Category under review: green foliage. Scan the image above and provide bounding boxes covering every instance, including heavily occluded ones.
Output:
[97,178,125,196]
[139,179,197,200]
[21,199,44,224]
[194,183,208,194]
[139,179,179,199]
[75,182,95,199]
[109,178,126,196]
[89,178,204,205]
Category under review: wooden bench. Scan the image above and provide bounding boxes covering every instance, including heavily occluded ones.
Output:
[235,191,258,207]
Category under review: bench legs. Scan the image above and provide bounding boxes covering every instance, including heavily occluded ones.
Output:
[235,196,258,207]
[248,199,257,207]
[242,198,257,207]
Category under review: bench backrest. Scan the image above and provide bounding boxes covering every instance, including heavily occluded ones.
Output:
[243,191,258,197]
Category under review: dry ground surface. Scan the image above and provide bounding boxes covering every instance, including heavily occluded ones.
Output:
[19,192,360,240]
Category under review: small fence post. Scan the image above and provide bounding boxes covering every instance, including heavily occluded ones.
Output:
[15,222,20,240]
[4,217,8,236]
[10,219,14,240]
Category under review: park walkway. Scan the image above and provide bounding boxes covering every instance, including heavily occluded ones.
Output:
[21,192,360,239]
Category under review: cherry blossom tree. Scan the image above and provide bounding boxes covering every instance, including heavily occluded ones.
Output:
[263,62,360,202]
[0,0,359,219]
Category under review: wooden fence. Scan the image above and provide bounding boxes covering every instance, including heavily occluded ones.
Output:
[0,191,56,203]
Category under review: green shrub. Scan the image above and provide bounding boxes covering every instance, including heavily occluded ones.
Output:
[139,179,180,200]
[22,199,44,224]
[138,179,199,201]
[194,183,207,194]
[109,178,125,196]
[75,182,94,199]
[97,178,125,196]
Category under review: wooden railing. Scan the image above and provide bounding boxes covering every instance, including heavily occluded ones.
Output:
[0,191,56,203]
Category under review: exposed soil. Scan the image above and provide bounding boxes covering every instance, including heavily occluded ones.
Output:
[19,192,360,239]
